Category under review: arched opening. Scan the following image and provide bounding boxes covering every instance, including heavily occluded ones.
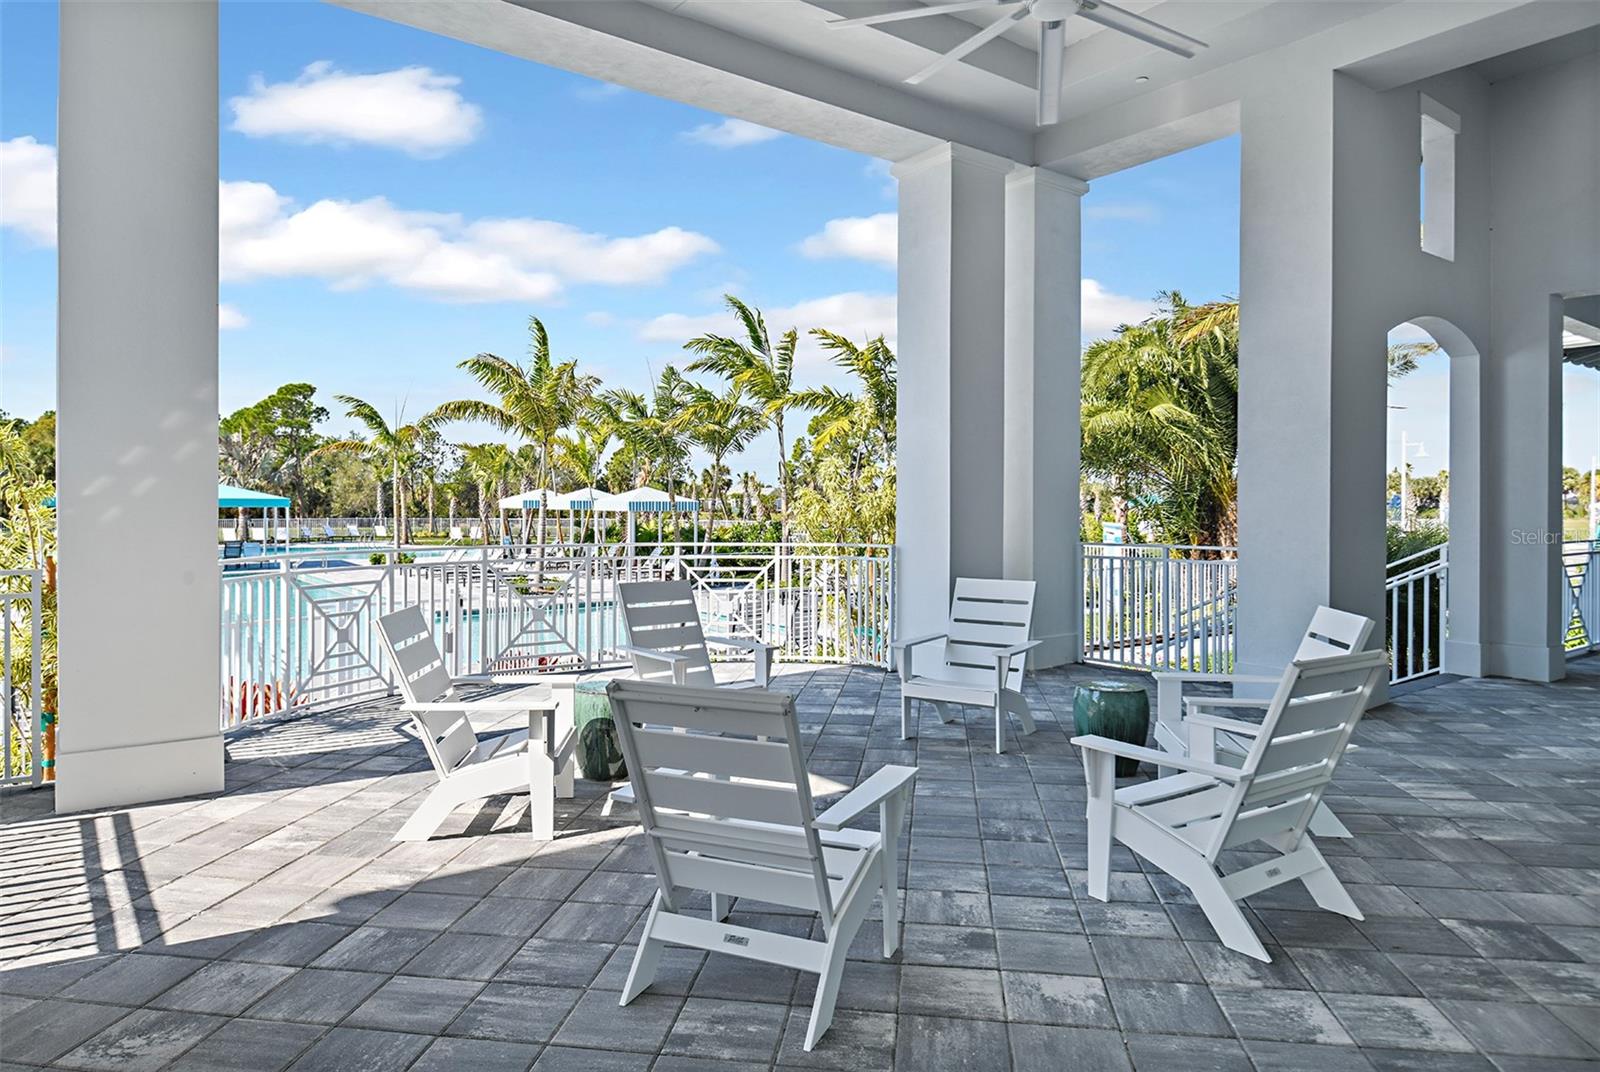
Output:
[1383,316,1481,684]
[1561,294,1600,655]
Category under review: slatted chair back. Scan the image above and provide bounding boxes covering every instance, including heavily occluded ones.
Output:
[606,680,837,927]
[1202,649,1387,860]
[942,578,1036,692]
[377,607,476,778]
[345,524,361,538]
[374,524,390,539]
[618,580,717,687]
[1292,606,1375,661]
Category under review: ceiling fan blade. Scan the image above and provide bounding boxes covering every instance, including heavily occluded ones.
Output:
[1036,20,1065,126]
[1074,0,1208,58]
[906,6,1030,85]
[826,0,1019,29]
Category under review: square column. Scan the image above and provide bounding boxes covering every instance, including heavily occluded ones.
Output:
[1004,167,1087,667]
[893,144,1010,642]
[56,1,224,810]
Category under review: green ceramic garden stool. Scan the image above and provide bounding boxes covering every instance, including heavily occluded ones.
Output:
[1073,681,1151,778]
[574,679,627,781]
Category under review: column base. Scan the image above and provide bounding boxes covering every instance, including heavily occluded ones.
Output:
[55,733,224,813]
[1479,642,1568,683]
[1030,630,1081,670]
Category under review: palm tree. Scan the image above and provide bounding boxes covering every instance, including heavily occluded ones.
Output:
[460,443,516,543]
[433,317,598,548]
[793,331,897,453]
[311,397,441,548]
[684,296,805,535]
[593,367,693,540]
[682,382,763,539]
[553,419,612,544]
[1081,292,1239,547]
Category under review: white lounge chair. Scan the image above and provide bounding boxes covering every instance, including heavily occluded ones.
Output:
[376,606,576,841]
[894,578,1039,754]
[469,523,484,542]
[449,525,466,541]
[217,527,232,543]
[607,679,916,1051]
[275,526,290,542]
[1073,647,1387,961]
[249,525,267,542]
[374,523,389,539]
[1154,606,1374,838]
[617,579,775,688]
[322,523,337,540]
[298,525,314,541]
[345,523,361,539]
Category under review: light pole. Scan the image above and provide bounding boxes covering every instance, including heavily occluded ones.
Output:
[1399,431,1428,532]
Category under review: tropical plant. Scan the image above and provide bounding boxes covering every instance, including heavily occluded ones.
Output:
[460,443,517,542]
[433,317,598,550]
[684,296,806,535]
[592,366,693,498]
[793,331,896,453]
[311,397,441,548]
[1082,292,1239,547]
[0,422,58,781]
[682,382,764,536]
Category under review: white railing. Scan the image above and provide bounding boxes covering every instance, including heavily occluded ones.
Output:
[2,570,44,787]
[1082,544,1238,672]
[219,542,893,728]
[1564,539,1600,656]
[1385,542,1449,683]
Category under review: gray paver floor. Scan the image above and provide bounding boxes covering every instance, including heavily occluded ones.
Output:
[3,657,1598,1070]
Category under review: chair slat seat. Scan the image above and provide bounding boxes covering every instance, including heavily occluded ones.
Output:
[377,606,575,842]
[897,577,1038,754]
[609,679,915,1052]
[1076,643,1387,963]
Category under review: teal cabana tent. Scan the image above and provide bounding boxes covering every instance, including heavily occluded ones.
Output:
[218,483,291,552]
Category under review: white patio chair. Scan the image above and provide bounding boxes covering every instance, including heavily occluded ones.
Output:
[322,523,337,540]
[377,606,576,841]
[894,577,1038,754]
[1072,647,1387,961]
[449,525,466,540]
[298,525,314,541]
[617,579,774,689]
[469,523,485,541]
[275,526,290,542]
[374,523,389,539]
[248,525,267,542]
[607,679,916,1051]
[1154,605,1374,837]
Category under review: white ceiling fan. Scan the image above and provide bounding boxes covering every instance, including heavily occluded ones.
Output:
[827,0,1208,126]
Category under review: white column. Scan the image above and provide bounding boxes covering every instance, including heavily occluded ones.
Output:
[893,144,1010,643]
[1235,73,1390,688]
[56,1,223,811]
[1004,167,1087,667]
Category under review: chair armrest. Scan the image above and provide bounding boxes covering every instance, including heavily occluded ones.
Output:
[705,634,770,653]
[892,633,946,653]
[403,697,556,715]
[994,640,1040,689]
[813,765,917,831]
[615,644,690,667]
[1070,735,1240,781]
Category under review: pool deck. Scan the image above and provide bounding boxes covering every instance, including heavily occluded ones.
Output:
[3,658,1599,1071]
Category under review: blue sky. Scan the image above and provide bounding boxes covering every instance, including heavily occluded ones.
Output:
[3,1,1590,477]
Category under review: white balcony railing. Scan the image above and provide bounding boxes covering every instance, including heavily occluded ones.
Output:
[1082,543,1239,673]
[1,569,44,787]
[1565,539,1600,656]
[1385,543,1449,683]
[219,542,893,729]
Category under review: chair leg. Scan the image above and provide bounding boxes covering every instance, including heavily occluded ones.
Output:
[1296,842,1363,920]
[994,699,1006,755]
[900,694,915,740]
[805,938,850,1051]
[555,750,575,800]
[1083,753,1114,902]
[1188,868,1271,962]
[711,894,732,922]
[1308,802,1352,838]
[393,783,459,842]
[621,896,665,1005]
[528,747,555,841]
[933,701,954,724]
[880,797,905,958]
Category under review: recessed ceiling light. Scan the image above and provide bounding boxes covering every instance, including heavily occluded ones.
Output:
[1135,75,1150,83]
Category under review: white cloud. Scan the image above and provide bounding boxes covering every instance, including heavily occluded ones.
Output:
[1081,278,1156,338]
[682,118,783,149]
[217,179,716,304]
[229,62,483,156]
[639,292,896,371]
[584,311,617,327]
[0,136,57,245]
[798,213,897,267]
[218,304,249,330]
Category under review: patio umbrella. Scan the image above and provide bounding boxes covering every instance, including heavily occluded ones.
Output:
[591,486,700,550]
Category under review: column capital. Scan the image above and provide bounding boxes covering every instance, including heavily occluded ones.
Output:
[891,142,1016,181]
[1006,166,1089,197]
